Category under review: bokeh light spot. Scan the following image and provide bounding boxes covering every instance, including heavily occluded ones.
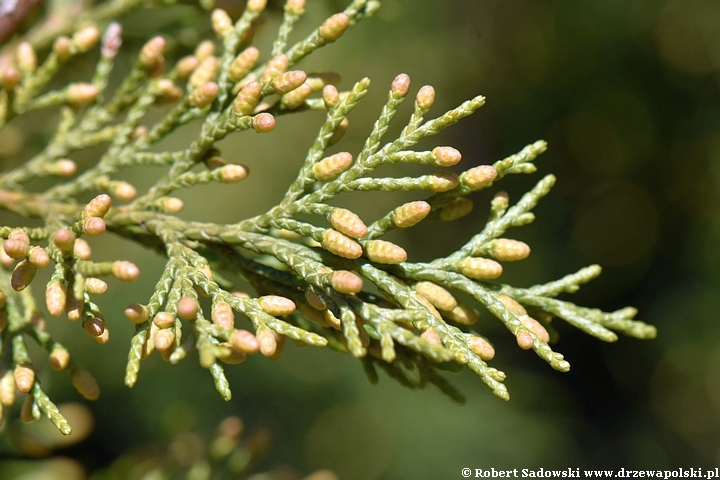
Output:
[572,181,658,266]
[304,405,392,480]
[565,88,655,178]
[656,0,720,75]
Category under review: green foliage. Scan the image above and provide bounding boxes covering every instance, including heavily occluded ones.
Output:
[0,0,655,437]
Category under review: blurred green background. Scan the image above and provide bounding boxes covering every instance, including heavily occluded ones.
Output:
[3,0,720,477]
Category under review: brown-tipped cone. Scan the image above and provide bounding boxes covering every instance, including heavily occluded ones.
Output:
[177,298,199,320]
[416,85,435,109]
[211,9,234,36]
[71,369,100,400]
[189,56,219,88]
[13,366,34,393]
[231,329,260,353]
[124,303,148,323]
[322,85,339,108]
[73,26,101,53]
[319,13,350,42]
[468,336,495,360]
[365,240,407,264]
[4,230,29,259]
[258,295,296,316]
[426,171,459,192]
[516,331,534,350]
[113,261,140,281]
[313,152,353,181]
[391,73,410,98]
[139,36,165,68]
[212,302,235,329]
[393,201,431,228]
[233,81,261,116]
[432,146,462,167]
[11,260,36,291]
[189,82,219,108]
[272,70,307,95]
[490,239,531,262]
[414,281,457,311]
[462,165,497,189]
[459,257,503,280]
[331,270,363,294]
[497,295,527,316]
[229,47,260,82]
[153,312,175,329]
[330,208,367,239]
[322,230,362,259]
[252,113,275,133]
[261,54,289,83]
[50,347,71,371]
[83,217,106,236]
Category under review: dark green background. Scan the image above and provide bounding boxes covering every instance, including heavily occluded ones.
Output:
[2,0,720,477]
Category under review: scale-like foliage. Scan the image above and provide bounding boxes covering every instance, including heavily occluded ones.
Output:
[0,0,656,434]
